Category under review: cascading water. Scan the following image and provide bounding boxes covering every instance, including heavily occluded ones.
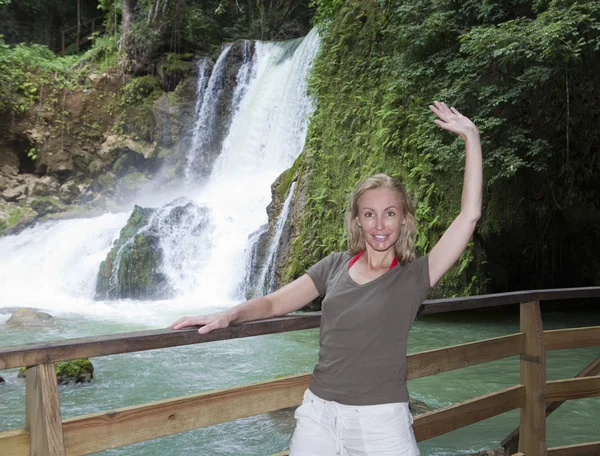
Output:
[0,28,320,322]
[184,46,232,181]
[254,181,297,296]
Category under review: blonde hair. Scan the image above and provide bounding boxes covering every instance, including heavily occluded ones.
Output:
[345,173,416,265]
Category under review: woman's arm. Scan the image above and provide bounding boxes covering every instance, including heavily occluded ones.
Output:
[169,274,320,334]
[427,101,483,287]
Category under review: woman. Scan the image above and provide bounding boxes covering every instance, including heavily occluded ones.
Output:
[170,101,482,455]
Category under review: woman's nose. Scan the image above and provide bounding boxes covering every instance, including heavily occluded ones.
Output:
[376,216,383,230]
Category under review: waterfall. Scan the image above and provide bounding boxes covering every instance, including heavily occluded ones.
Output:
[0,29,320,320]
[255,181,297,295]
[184,47,231,181]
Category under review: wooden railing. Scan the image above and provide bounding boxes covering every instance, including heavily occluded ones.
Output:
[0,286,599,456]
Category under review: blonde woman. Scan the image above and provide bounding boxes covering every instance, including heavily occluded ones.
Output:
[170,101,482,455]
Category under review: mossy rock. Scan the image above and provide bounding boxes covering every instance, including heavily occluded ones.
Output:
[96,205,174,300]
[0,203,38,236]
[18,359,94,385]
[29,196,66,216]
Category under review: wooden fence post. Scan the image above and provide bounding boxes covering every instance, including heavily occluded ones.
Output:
[26,363,66,455]
[519,300,547,455]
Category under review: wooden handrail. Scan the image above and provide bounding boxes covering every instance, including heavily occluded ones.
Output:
[0,313,321,370]
[418,286,600,315]
[1,287,599,370]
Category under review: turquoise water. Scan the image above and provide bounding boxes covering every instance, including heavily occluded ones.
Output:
[0,305,598,455]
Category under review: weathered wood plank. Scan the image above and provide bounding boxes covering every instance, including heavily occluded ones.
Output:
[0,314,321,370]
[0,429,30,456]
[1,287,598,370]
[547,441,600,456]
[413,385,525,441]
[518,301,546,455]
[26,363,66,455]
[62,373,311,455]
[419,286,600,315]
[501,354,600,451]
[545,326,600,351]
[407,333,525,380]
[546,376,600,402]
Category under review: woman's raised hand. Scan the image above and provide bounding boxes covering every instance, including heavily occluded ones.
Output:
[429,101,479,139]
[169,312,231,334]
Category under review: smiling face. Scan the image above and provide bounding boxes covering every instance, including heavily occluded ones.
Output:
[356,188,405,253]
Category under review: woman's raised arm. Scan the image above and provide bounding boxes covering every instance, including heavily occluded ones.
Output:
[427,101,483,287]
[169,274,320,334]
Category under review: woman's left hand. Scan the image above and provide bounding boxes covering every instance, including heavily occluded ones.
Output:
[429,101,479,139]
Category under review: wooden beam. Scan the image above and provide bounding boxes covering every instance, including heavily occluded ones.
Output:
[518,300,547,455]
[26,363,66,455]
[407,333,525,380]
[0,314,321,370]
[61,373,311,455]
[546,376,600,402]
[419,286,600,315]
[502,355,600,451]
[413,385,525,441]
[545,326,600,351]
[548,441,600,456]
[0,429,29,456]
[1,287,598,370]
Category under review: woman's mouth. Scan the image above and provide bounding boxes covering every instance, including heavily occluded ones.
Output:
[373,235,389,242]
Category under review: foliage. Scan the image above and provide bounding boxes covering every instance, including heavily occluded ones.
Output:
[287,0,600,296]
[0,35,79,113]
[77,32,119,72]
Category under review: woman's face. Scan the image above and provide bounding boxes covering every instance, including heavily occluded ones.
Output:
[356,188,405,253]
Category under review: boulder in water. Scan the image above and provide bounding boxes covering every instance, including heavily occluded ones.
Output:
[408,398,436,415]
[18,359,94,384]
[6,308,53,327]
[0,376,5,384]
[96,205,171,300]
[96,200,211,300]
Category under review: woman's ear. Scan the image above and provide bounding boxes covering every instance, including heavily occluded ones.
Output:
[355,216,361,228]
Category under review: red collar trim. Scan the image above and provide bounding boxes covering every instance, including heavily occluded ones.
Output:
[349,251,398,270]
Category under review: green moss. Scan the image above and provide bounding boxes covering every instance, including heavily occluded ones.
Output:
[55,359,94,384]
[120,76,164,142]
[0,205,38,236]
[30,196,65,216]
[19,359,94,384]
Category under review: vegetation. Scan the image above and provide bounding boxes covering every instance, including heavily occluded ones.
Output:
[285,0,600,296]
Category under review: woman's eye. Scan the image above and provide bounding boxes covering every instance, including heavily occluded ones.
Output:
[387,211,395,217]
[364,213,373,217]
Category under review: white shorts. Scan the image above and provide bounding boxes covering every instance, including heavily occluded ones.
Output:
[289,389,420,456]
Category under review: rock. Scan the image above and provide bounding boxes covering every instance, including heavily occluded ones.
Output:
[30,196,65,216]
[30,175,60,196]
[0,376,5,384]
[96,200,209,300]
[95,205,171,300]
[6,308,53,327]
[0,175,15,192]
[0,165,18,178]
[1,185,27,202]
[18,359,94,384]
[409,398,436,415]
[0,202,38,235]
[58,181,81,203]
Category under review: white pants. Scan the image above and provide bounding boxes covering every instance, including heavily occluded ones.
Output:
[289,389,420,456]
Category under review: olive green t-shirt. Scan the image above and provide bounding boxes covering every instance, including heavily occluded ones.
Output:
[306,252,431,406]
